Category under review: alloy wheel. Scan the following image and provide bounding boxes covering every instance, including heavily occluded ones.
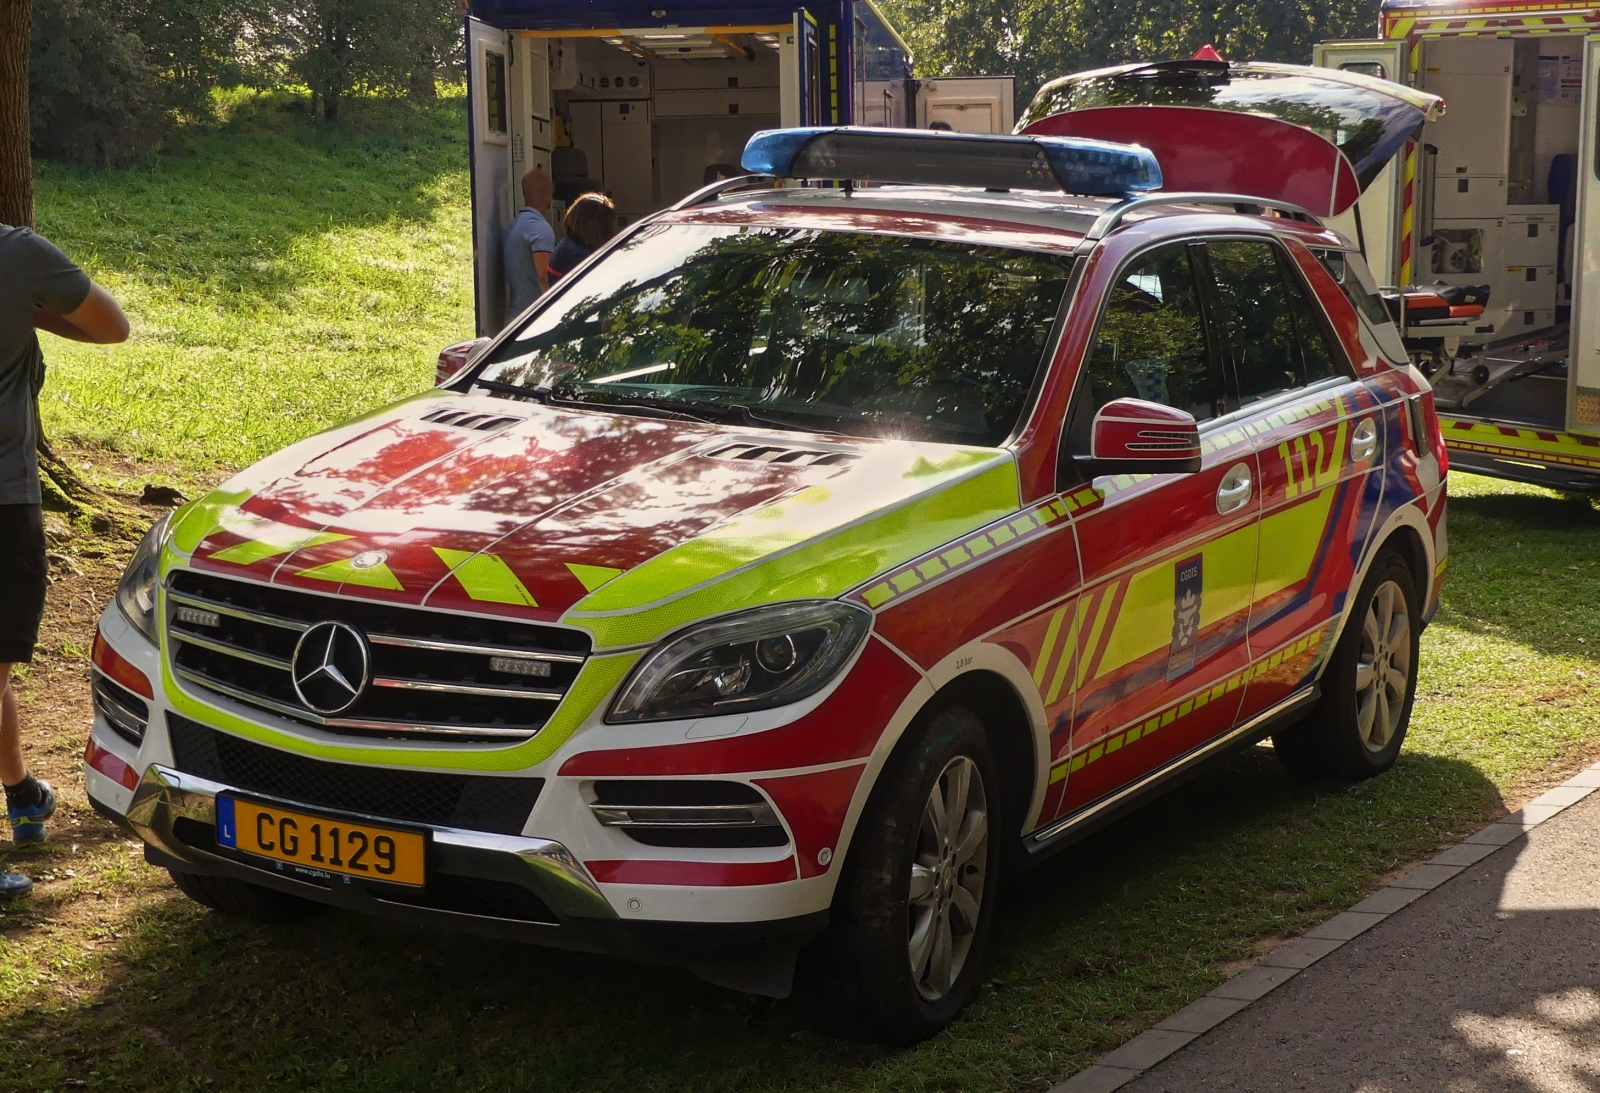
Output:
[1354,579,1411,753]
[907,754,989,1001]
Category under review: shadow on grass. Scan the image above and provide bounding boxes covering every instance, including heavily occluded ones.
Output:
[32,91,468,307]
[1,743,1503,1093]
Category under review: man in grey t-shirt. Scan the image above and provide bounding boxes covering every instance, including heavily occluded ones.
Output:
[503,168,557,320]
[0,224,127,896]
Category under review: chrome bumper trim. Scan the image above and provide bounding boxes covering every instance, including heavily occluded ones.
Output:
[125,764,616,922]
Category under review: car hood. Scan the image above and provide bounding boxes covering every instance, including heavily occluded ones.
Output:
[165,391,1021,648]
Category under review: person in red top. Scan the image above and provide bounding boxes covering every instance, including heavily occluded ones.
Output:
[547,193,618,284]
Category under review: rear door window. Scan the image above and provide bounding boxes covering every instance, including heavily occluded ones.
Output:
[1202,240,1350,408]
[1082,242,1222,422]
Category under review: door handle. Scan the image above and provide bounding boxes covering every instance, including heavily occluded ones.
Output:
[1351,417,1379,463]
[1216,462,1253,515]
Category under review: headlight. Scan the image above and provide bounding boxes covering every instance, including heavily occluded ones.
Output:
[116,514,172,645]
[608,601,872,723]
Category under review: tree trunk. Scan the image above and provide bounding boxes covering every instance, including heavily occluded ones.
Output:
[0,0,30,228]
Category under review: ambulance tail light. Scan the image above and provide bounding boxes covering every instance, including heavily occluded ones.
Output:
[1089,398,1201,474]
[740,127,1163,196]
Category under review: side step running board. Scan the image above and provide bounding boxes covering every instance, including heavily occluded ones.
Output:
[1026,685,1321,858]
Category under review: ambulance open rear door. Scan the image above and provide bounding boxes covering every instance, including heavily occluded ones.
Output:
[1570,35,1600,435]
[468,16,513,335]
[1314,39,1409,288]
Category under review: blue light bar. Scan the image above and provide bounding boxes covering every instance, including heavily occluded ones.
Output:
[740,127,1163,196]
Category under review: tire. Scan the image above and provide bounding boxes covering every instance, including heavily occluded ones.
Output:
[1274,548,1421,782]
[798,706,1003,1044]
[169,868,321,923]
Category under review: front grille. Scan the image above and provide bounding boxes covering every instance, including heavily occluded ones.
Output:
[93,674,149,745]
[168,715,542,835]
[166,568,590,743]
[589,779,789,849]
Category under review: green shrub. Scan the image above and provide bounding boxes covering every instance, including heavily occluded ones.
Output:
[30,0,171,166]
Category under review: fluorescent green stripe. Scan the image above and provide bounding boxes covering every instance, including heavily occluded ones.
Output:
[565,562,624,593]
[577,447,1011,615]
[436,548,538,606]
[159,614,639,771]
[168,490,250,556]
[296,555,405,591]
[566,459,1021,648]
[213,531,351,567]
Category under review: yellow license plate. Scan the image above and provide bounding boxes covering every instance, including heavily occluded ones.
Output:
[216,797,426,887]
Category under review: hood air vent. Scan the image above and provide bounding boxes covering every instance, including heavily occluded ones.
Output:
[421,408,524,432]
[705,442,859,468]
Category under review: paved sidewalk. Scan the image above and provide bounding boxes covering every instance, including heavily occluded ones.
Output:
[1054,767,1600,1092]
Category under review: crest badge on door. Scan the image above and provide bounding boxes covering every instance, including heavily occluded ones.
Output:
[1168,553,1203,679]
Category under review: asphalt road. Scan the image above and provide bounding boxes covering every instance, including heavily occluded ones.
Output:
[1123,787,1600,1092]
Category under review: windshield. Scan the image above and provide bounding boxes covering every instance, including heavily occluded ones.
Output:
[471,223,1076,446]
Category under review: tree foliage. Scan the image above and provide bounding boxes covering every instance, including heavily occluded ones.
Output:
[251,0,463,120]
[876,0,1382,104]
[29,0,462,163]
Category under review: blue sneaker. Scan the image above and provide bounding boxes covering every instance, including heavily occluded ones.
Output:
[8,780,55,845]
[0,873,32,899]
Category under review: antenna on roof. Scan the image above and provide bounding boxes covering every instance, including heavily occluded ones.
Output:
[1191,44,1225,62]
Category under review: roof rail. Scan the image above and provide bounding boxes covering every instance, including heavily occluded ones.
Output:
[669,173,780,213]
[1083,192,1321,244]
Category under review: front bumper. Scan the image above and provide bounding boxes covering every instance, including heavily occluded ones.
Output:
[113,762,822,995]
[127,763,619,946]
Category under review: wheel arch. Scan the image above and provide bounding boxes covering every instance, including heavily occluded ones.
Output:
[1321,503,1435,680]
[928,670,1038,870]
[831,638,1048,891]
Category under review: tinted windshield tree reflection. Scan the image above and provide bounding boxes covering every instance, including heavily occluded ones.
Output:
[475,225,1074,446]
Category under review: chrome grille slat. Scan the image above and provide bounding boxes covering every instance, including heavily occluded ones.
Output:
[366,633,584,664]
[174,667,539,740]
[372,677,564,701]
[165,570,591,744]
[590,803,782,828]
[170,627,292,671]
[168,589,309,633]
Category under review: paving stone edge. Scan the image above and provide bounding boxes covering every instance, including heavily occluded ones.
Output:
[1044,762,1600,1093]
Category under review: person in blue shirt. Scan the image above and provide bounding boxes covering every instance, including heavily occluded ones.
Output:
[503,168,557,319]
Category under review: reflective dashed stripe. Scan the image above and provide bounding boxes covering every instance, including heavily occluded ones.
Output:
[1048,628,1328,784]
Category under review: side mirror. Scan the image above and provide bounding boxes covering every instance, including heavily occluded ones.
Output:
[1088,397,1202,474]
[436,336,492,386]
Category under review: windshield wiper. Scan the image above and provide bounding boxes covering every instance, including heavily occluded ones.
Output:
[545,391,723,425]
[471,377,551,403]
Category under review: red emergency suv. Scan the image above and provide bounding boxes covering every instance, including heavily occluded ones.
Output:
[88,78,1447,1042]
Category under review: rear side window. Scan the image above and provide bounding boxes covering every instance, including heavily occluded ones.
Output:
[1284,264,1342,385]
[1203,240,1347,408]
[1083,243,1219,422]
[1313,248,1393,329]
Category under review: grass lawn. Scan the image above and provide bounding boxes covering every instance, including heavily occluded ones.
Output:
[4,90,1599,1092]
[33,88,471,487]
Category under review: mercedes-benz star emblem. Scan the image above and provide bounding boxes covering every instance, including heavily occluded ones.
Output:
[291,621,372,716]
